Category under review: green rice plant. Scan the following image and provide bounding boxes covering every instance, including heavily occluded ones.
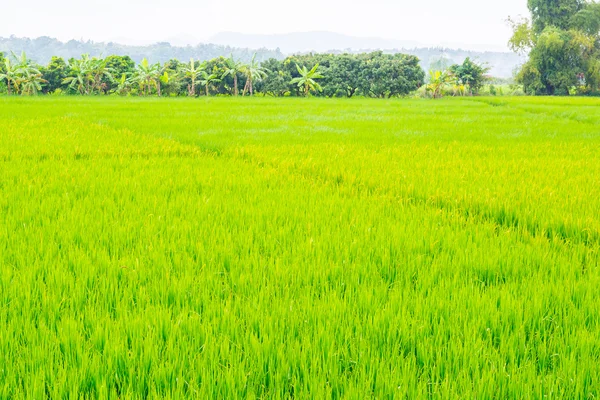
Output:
[0,96,599,398]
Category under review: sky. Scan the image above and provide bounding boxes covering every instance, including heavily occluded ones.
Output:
[1,0,530,51]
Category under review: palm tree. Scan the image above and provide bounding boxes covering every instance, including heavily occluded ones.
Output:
[290,63,324,96]
[240,53,268,96]
[199,71,221,96]
[221,55,244,96]
[181,58,203,97]
[0,58,19,95]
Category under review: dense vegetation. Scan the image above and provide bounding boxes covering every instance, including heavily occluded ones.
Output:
[1,96,599,398]
[0,51,426,97]
[510,0,600,94]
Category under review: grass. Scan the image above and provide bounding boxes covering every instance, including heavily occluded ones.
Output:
[1,96,599,398]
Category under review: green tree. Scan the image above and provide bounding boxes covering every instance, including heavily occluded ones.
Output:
[527,0,585,33]
[103,55,135,92]
[511,0,600,95]
[291,63,324,96]
[449,58,490,95]
[41,56,68,93]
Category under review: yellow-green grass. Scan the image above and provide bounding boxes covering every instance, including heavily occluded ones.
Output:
[1,96,599,398]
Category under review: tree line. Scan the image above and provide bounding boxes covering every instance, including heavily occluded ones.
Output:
[0,49,498,98]
[0,51,429,97]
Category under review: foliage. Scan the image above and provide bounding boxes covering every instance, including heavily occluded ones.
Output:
[41,56,68,93]
[511,0,600,95]
[449,57,490,94]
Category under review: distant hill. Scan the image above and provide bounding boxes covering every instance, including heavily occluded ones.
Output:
[208,31,423,54]
[1,34,524,78]
[0,36,284,64]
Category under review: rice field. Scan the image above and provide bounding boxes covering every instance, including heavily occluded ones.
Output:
[1,96,599,398]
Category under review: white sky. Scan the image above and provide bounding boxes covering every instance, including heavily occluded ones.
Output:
[1,0,529,50]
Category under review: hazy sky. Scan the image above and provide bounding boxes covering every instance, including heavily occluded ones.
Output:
[1,0,529,50]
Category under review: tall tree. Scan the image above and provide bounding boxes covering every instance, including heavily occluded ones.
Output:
[510,0,600,94]
[527,0,585,33]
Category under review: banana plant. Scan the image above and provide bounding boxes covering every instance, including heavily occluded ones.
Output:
[181,58,203,97]
[0,57,19,95]
[18,67,47,95]
[221,55,244,96]
[240,53,268,96]
[133,58,161,96]
[62,54,111,95]
[426,70,454,99]
[12,51,46,95]
[290,63,324,96]
[199,71,221,96]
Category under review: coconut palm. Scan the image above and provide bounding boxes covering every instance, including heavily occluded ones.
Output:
[199,71,221,96]
[221,55,244,96]
[290,63,324,96]
[240,53,268,96]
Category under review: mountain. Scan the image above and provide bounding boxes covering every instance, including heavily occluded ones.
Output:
[1,34,525,78]
[0,36,283,64]
[208,31,423,54]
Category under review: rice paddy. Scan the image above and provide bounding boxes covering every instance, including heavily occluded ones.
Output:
[1,96,599,398]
